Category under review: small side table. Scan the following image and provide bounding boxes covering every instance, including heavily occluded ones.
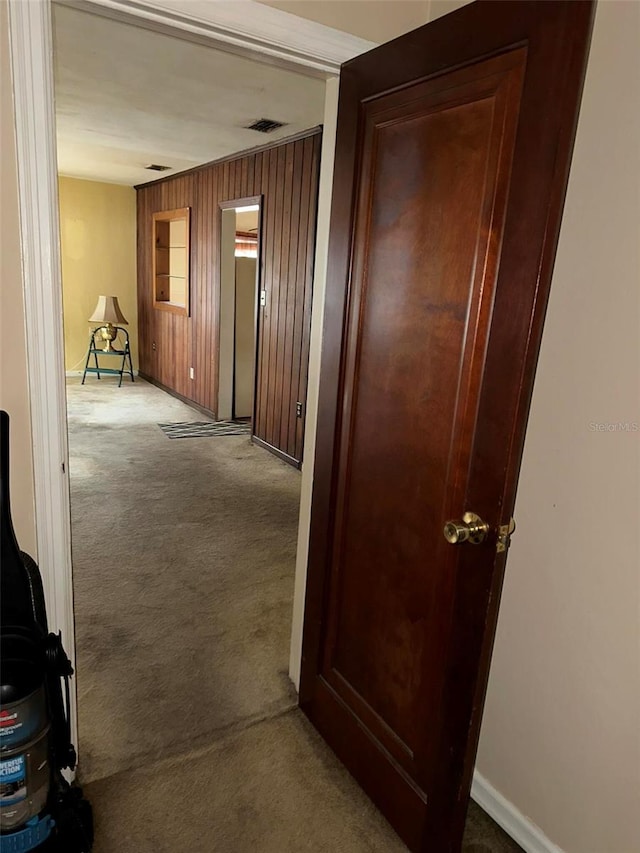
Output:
[82,326,134,387]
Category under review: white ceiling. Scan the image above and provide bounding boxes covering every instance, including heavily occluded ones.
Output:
[52,4,326,186]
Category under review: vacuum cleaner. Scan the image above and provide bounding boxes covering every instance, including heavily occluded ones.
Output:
[1,410,93,852]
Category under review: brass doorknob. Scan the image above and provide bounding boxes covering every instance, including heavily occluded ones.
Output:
[443,512,489,545]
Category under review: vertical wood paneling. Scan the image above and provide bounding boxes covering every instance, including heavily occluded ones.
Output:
[275,144,294,451]
[265,147,283,446]
[254,150,269,440]
[296,134,321,462]
[257,148,278,442]
[288,140,309,459]
[136,129,321,465]
[282,140,303,456]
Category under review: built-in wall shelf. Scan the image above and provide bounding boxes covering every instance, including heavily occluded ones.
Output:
[152,208,190,316]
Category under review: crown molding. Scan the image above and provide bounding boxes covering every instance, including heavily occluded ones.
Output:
[54,0,377,76]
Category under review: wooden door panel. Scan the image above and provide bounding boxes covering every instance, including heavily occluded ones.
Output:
[301,3,594,851]
[324,51,526,770]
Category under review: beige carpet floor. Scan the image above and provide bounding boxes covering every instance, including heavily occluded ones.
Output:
[67,376,522,852]
[67,377,300,782]
[86,709,520,853]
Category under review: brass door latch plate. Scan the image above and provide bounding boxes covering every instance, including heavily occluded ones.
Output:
[496,518,516,553]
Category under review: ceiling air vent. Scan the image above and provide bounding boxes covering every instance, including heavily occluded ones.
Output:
[145,164,171,171]
[245,118,287,134]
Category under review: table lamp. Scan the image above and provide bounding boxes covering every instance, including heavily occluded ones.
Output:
[89,296,128,351]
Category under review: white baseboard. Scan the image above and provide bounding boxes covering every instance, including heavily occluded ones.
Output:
[471,772,565,853]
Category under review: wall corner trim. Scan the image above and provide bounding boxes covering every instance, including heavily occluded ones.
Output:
[7,0,78,756]
[471,771,565,853]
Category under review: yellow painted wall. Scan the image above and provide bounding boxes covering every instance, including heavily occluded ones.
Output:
[58,177,138,371]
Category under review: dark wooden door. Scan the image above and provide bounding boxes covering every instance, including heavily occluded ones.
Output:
[300,2,594,851]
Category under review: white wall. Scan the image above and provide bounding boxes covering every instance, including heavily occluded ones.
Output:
[473,3,640,850]
[289,75,340,683]
[234,257,257,419]
[257,0,430,43]
[0,1,37,557]
[218,209,237,421]
[427,0,468,19]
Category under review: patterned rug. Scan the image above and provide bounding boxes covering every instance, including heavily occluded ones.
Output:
[158,421,251,439]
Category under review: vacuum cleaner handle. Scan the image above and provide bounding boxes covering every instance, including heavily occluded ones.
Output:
[1,411,47,631]
[45,631,77,771]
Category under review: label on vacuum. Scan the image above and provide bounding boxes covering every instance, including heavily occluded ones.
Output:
[0,755,27,806]
[0,709,23,742]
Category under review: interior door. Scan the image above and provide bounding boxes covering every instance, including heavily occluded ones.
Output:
[300,2,595,851]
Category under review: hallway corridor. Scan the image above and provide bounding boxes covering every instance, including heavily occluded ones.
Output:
[67,377,520,853]
[67,377,300,783]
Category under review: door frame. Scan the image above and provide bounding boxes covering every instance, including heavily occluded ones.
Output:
[6,0,366,755]
[218,195,262,424]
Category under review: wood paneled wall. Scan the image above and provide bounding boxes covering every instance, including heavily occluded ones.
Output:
[136,129,321,465]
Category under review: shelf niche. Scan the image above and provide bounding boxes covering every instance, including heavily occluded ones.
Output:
[153,208,190,316]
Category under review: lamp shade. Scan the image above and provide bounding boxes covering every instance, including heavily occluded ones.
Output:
[88,295,128,325]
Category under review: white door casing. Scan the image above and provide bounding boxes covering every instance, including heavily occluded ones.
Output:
[7,0,78,752]
[6,0,366,757]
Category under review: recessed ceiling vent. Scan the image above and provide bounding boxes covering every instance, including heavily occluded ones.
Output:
[245,118,287,134]
[145,164,171,171]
